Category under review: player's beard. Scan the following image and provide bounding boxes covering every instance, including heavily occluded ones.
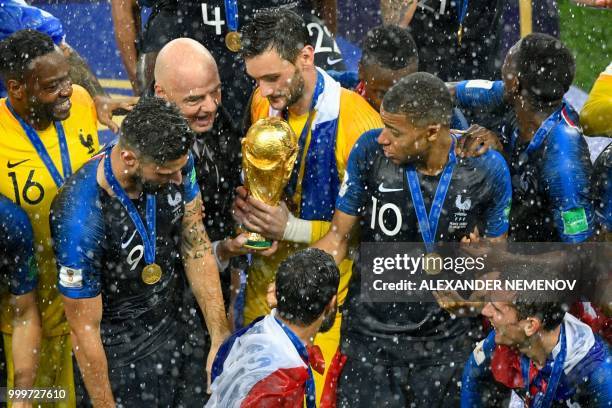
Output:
[28,98,56,125]
[133,166,163,194]
[284,68,306,109]
[319,304,337,333]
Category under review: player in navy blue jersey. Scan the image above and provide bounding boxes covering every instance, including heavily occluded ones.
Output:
[313,72,512,407]
[50,98,230,407]
[327,25,469,131]
[0,193,41,394]
[462,298,612,407]
[593,142,612,240]
[453,33,595,243]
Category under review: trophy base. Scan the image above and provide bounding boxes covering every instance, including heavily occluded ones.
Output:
[241,231,272,250]
[244,239,272,250]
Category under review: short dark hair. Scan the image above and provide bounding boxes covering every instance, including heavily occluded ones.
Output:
[0,29,56,82]
[276,248,340,326]
[513,301,566,332]
[514,33,575,108]
[119,97,195,163]
[361,25,418,70]
[240,9,310,62]
[382,72,453,127]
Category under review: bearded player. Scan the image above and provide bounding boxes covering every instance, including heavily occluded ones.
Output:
[0,29,100,406]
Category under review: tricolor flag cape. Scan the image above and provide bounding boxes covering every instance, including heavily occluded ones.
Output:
[207,310,310,408]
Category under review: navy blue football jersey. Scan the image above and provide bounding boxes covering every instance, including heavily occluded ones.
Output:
[593,142,612,232]
[51,153,199,367]
[0,193,36,295]
[455,80,595,243]
[335,129,511,364]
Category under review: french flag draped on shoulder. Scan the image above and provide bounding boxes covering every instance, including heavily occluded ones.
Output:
[207,310,311,408]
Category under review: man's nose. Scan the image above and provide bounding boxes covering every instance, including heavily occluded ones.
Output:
[201,94,218,112]
[170,171,182,186]
[377,129,390,145]
[260,85,275,97]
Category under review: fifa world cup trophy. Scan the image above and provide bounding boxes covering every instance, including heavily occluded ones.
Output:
[241,117,298,249]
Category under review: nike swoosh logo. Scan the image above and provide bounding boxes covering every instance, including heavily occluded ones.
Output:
[327,57,343,66]
[378,183,403,193]
[7,159,30,168]
[121,230,138,249]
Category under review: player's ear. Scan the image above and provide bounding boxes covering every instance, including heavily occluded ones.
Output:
[426,124,442,141]
[6,79,25,100]
[120,149,139,168]
[298,44,315,68]
[521,316,541,337]
[154,83,166,99]
[508,72,520,99]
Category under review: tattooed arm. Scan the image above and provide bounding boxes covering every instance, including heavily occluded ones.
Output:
[60,42,106,97]
[181,193,230,392]
[59,42,138,132]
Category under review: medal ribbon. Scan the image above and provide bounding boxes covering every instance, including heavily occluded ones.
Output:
[6,100,72,188]
[405,136,457,253]
[520,323,567,408]
[103,147,157,265]
[510,101,571,155]
[283,70,325,200]
[224,0,239,32]
[456,0,469,44]
[457,0,469,29]
[274,317,317,408]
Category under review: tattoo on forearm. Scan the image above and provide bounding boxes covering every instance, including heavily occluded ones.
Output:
[182,220,212,259]
[65,47,106,97]
[182,198,212,259]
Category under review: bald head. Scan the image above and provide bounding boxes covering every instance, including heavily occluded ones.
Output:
[154,38,222,133]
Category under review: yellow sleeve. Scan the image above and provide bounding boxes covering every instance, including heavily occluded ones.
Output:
[581,69,612,137]
[336,89,383,172]
[309,219,332,243]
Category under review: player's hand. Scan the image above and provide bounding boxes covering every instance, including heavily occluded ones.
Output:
[13,401,33,408]
[218,233,279,258]
[232,186,289,241]
[206,335,227,394]
[432,290,484,317]
[93,95,139,133]
[456,125,503,158]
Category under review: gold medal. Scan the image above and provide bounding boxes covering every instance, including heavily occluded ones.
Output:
[423,252,443,276]
[225,31,242,52]
[457,25,464,46]
[142,263,162,285]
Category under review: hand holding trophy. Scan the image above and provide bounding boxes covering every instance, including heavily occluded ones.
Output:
[241,117,298,249]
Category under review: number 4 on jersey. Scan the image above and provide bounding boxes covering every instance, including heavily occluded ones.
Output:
[201,3,225,35]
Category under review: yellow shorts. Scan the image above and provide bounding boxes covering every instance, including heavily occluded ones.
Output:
[3,333,75,408]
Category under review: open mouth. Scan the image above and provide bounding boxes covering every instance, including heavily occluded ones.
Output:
[54,98,71,113]
[194,115,213,127]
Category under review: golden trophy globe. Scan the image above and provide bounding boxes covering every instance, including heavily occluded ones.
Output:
[241,117,298,249]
